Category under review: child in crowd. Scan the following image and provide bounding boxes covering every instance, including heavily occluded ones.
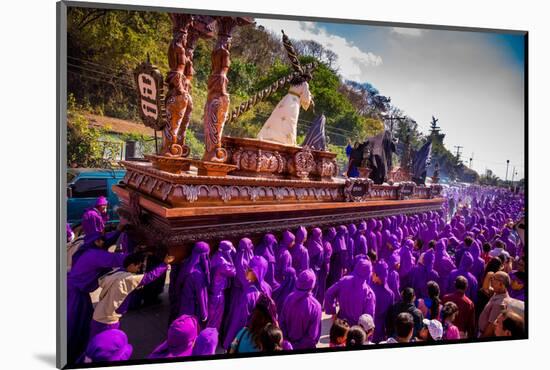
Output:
[329,318,350,347]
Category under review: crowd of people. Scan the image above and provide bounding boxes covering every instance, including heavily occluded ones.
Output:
[66,185,526,364]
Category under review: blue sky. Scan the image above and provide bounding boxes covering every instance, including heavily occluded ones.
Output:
[257,18,526,180]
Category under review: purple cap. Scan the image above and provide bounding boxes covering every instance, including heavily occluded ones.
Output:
[95,196,108,207]
[85,329,133,363]
[296,269,316,291]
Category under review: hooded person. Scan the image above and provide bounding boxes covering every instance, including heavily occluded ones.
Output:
[399,239,416,289]
[380,232,398,261]
[280,269,322,349]
[447,251,478,301]
[174,241,211,325]
[365,219,379,256]
[223,238,255,346]
[354,222,368,257]
[500,227,518,258]
[371,259,395,342]
[439,224,456,240]
[82,329,132,364]
[469,240,486,283]
[81,196,110,236]
[207,240,237,331]
[410,250,440,299]
[192,328,219,356]
[256,234,280,290]
[67,231,127,363]
[305,228,324,296]
[375,220,383,252]
[386,251,401,300]
[272,267,297,317]
[149,314,199,359]
[327,225,348,287]
[434,239,456,296]
[275,231,294,283]
[324,258,376,325]
[291,226,310,274]
[317,227,335,305]
[346,224,357,263]
[223,256,271,349]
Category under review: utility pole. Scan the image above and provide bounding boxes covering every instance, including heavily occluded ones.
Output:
[454,146,463,163]
[505,159,510,182]
[511,166,516,183]
[469,153,474,168]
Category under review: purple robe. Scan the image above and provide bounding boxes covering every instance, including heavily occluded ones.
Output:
[81,207,109,236]
[366,219,378,256]
[316,227,335,305]
[326,226,348,287]
[324,259,376,325]
[291,226,310,273]
[305,228,324,296]
[447,251,478,301]
[346,224,357,263]
[273,267,297,316]
[223,238,254,345]
[280,269,322,349]
[67,245,126,363]
[275,231,294,283]
[175,242,210,324]
[387,251,401,302]
[469,241,486,283]
[410,250,440,298]
[207,241,236,331]
[434,239,456,295]
[256,234,280,290]
[223,256,271,350]
[399,239,416,288]
[371,260,395,342]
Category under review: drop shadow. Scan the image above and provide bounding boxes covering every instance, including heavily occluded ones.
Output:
[34,353,57,367]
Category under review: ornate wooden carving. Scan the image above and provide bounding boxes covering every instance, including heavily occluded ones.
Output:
[222,137,338,180]
[344,178,374,202]
[163,13,194,157]
[397,181,417,200]
[288,148,316,179]
[202,16,254,163]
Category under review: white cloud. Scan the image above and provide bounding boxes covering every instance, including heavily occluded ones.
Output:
[256,18,383,80]
[391,27,423,37]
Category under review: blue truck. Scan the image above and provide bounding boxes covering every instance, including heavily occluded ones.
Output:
[66,168,126,228]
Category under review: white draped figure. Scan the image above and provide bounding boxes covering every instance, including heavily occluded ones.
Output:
[256,81,312,146]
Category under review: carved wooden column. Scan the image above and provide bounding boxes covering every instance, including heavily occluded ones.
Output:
[202,16,254,163]
[162,14,193,157]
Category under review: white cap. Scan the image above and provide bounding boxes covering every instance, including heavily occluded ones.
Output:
[423,319,443,340]
[358,314,375,332]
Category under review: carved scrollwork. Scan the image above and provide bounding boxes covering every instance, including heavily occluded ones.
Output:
[290,148,315,179]
[343,178,374,202]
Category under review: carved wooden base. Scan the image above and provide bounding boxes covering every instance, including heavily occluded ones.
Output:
[193,159,237,177]
[120,160,443,209]
[144,154,192,174]
[222,136,338,181]
[113,184,445,259]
